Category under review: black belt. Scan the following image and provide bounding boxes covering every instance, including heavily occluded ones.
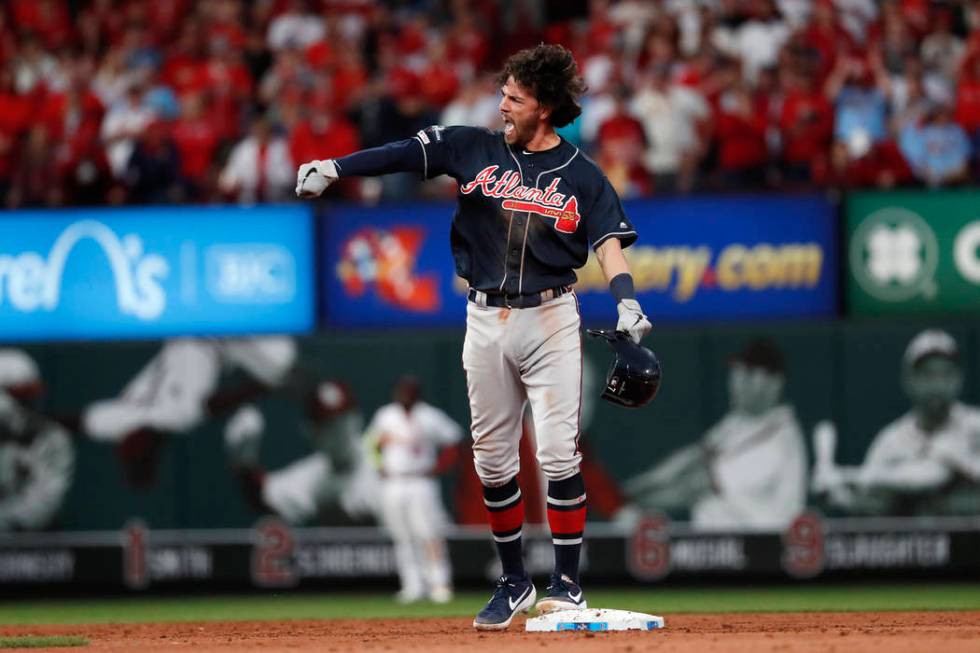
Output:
[467,286,571,309]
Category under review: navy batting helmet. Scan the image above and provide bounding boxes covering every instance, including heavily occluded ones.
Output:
[587,329,662,408]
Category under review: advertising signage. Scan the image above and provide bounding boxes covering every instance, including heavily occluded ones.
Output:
[321,196,838,327]
[0,205,315,341]
[847,191,980,315]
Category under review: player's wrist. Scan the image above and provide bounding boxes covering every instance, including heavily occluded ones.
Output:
[609,273,635,303]
[315,159,339,178]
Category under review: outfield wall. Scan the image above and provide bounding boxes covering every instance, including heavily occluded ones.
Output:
[0,195,977,589]
[0,320,977,589]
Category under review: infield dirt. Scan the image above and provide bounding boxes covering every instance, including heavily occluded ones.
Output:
[2,611,977,652]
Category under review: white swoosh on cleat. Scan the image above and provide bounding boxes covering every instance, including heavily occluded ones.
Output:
[568,590,583,603]
[508,587,531,612]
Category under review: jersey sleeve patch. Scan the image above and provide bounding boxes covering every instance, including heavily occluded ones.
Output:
[415,125,459,178]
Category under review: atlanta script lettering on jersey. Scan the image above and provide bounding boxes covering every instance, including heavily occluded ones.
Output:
[460,165,581,234]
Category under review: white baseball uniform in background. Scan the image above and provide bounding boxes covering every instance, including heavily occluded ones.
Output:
[258,410,378,524]
[367,400,462,602]
[0,414,74,531]
[692,405,807,531]
[83,336,296,442]
[860,403,980,487]
[0,348,75,532]
[224,380,379,525]
[814,403,980,516]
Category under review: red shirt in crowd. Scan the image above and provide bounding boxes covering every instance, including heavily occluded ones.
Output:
[419,61,460,108]
[172,116,219,182]
[145,0,192,43]
[0,89,32,140]
[596,112,651,198]
[597,113,645,145]
[0,89,31,181]
[780,90,834,164]
[11,0,72,48]
[833,141,913,188]
[955,78,980,134]
[205,57,253,141]
[331,61,368,110]
[161,55,209,98]
[305,40,334,69]
[384,64,421,102]
[716,110,769,170]
[447,21,489,72]
[39,91,104,143]
[289,114,360,169]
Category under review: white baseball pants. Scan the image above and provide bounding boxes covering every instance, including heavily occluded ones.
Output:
[379,476,452,596]
[462,292,583,487]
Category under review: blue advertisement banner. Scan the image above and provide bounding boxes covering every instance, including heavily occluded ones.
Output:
[321,196,838,327]
[0,205,315,341]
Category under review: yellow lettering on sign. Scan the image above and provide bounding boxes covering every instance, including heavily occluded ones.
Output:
[576,242,821,298]
[674,247,712,302]
[718,244,822,290]
[717,245,746,290]
[580,247,711,302]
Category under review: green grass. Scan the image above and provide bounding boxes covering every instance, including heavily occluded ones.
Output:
[0,584,977,626]
[0,636,88,648]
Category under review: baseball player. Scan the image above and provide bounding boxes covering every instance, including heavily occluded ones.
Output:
[813,330,980,515]
[622,339,808,531]
[364,376,462,604]
[297,44,652,630]
[0,350,74,531]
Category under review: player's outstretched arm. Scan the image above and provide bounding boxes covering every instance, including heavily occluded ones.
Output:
[296,138,426,198]
[595,237,652,344]
[296,126,464,198]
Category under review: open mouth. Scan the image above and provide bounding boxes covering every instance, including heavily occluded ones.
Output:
[502,116,515,136]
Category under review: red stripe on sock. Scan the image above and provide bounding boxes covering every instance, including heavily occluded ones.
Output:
[547,506,586,535]
[488,501,525,533]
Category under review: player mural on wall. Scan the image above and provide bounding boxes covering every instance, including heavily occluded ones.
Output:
[223,379,378,525]
[74,336,299,488]
[364,375,462,605]
[0,350,74,531]
[68,336,376,522]
[812,330,980,516]
[296,44,653,630]
[622,339,808,531]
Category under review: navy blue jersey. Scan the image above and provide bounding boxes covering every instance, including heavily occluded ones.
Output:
[334,125,637,295]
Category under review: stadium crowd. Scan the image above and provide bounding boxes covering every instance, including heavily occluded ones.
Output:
[1,0,980,207]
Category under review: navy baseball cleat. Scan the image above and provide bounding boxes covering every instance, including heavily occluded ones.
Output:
[472,574,536,630]
[535,574,588,613]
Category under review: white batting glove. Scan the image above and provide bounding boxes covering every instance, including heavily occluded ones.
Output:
[616,299,652,344]
[295,159,339,198]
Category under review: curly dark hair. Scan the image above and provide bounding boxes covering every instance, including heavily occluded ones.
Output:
[496,44,587,128]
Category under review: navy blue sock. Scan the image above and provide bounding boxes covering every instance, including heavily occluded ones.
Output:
[483,477,526,578]
[547,472,586,584]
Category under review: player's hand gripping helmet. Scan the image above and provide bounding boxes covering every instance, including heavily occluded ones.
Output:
[587,329,662,408]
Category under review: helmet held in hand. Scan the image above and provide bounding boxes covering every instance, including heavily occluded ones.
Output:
[588,329,662,408]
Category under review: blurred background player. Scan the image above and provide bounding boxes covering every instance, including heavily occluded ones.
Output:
[0,349,74,532]
[813,330,980,516]
[223,379,377,525]
[365,375,462,604]
[623,339,808,531]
